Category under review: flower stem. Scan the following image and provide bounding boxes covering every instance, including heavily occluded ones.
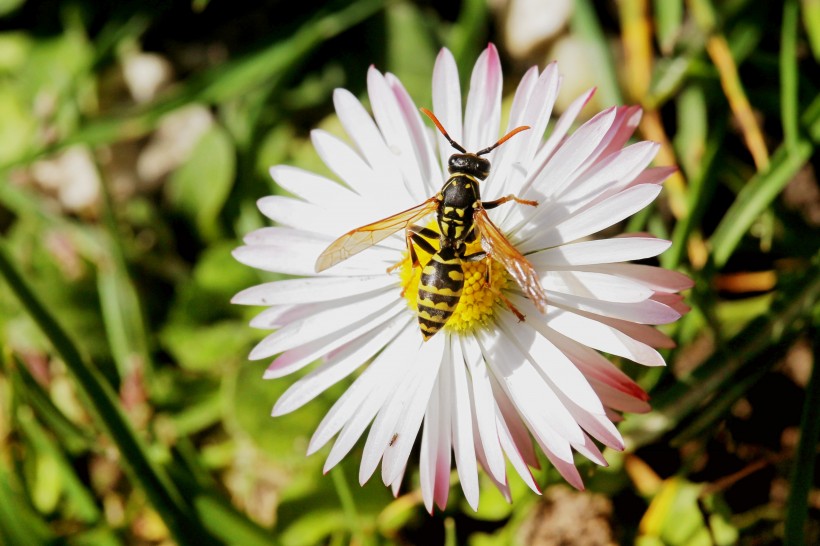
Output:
[330,466,365,543]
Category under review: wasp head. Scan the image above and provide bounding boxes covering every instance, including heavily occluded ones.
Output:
[448,153,490,179]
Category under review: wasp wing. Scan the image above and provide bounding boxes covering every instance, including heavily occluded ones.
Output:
[473,207,548,312]
[315,197,439,272]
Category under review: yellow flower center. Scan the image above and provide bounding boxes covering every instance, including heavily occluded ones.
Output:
[397,224,510,334]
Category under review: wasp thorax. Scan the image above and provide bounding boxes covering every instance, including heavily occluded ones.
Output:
[448,154,490,179]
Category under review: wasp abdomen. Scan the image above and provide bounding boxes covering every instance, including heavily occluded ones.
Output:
[417,250,464,340]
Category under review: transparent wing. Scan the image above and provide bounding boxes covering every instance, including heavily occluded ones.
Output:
[474,207,548,312]
[315,197,439,272]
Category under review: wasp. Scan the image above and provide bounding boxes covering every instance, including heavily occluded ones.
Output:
[315,108,548,340]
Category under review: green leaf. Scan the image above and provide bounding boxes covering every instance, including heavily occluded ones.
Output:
[167,125,236,241]
[709,140,814,268]
[161,321,254,372]
[640,478,737,545]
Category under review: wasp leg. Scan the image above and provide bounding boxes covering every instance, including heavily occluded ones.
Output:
[387,225,438,274]
[461,250,487,262]
[477,257,526,322]
[482,194,538,209]
[387,226,440,297]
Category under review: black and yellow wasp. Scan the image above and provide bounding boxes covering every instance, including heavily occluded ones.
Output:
[315,108,548,340]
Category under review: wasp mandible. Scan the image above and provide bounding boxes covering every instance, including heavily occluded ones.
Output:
[315,108,548,340]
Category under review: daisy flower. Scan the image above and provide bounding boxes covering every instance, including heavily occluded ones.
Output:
[232,43,692,512]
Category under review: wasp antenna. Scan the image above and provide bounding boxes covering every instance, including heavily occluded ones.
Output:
[420,107,467,153]
[476,125,531,156]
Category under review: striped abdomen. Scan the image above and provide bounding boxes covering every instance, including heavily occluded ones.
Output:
[417,247,464,340]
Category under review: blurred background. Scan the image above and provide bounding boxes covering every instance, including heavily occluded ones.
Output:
[0,0,818,544]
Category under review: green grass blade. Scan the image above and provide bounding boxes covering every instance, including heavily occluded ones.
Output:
[193,493,279,546]
[7,354,95,454]
[96,162,154,382]
[653,0,683,54]
[571,0,624,107]
[781,0,800,151]
[0,241,213,545]
[448,0,490,73]
[16,405,101,522]
[785,343,820,545]
[709,139,813,268]
[803,0,820,60]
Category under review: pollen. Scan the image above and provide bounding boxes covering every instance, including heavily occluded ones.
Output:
[397,226,509,335]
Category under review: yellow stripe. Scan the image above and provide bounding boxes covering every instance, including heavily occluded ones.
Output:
[417,310,450,323]
[418,298,458,311]
[418,285,460,297]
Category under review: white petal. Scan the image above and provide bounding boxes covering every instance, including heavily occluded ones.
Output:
[495,406,541,494]
[528,87,596,179]
[591,379,652,413]
[449,339,479,510]
[432,48,463,168]
[538,442,585,490]
[419,376,441,513]
[489,372,539,468]
[234,229,398,277]
[357,331,433,483]
[256,195,338,236]
[492,63,560,207]
[386,73,442,197]
[463,44,502,151]
[530,107,618,202]
[547,330,650,404]
[333,88,405,194]
[583,263,694,293]
[309,324,419,455]
[557,141,660,207]
[567,402,624,451]
[478,326,583,452]
[368,67,427,202]
[549,291,681,326]
[498,306,604,416]
[247,304,301,329]
[432,352,452,510]
[250,289,398,360]
[311,130,409,214]
[461,336,506,484]
[272,314,412,416]
[264,309,409,383]
[541,270,655,303]
[633,165,676,186]
[545,308,666,366]
[528,237,671,267]
[233,275,395,306]
[381,334,446,486]
[270,165,359,210]
[523,184,663,249]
